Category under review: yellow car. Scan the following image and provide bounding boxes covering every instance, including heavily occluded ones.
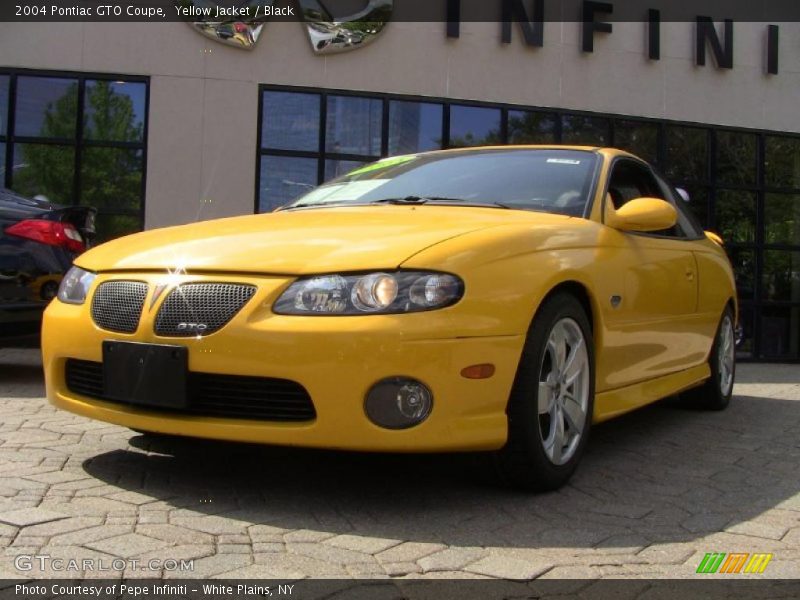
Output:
[42,147,736,490]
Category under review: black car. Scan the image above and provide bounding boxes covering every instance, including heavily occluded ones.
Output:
[0,188,95,345]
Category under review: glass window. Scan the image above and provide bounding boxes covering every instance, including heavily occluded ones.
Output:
[614,120,659,165]
[0,144,5,183]
[736,307,754,358]
[93,214,141,244]
[762,250,800,302]
[676,185,709,228]
[11,143,75,204]
[449,105,501,148]
[80,148,143,211]
[0,75,8,137]
[715,190,756,243]
[326,95,381,156]
[325,159,366,181]
[259,155,317,213]
[84,80,146,143]
[262,91,320,152]
[726,247,756,300]
[765,136,800,189]
[561,115,609,146]
[507,111,557,145]
[388,101,442,155]
[15,76,78,139]
[716,131,757,186]
[759,306,800,359]
[666,126,708,183]
[765,194,800,246]
[287,149,598,218]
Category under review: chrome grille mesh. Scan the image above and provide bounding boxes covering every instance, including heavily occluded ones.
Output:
[90,281,148,334]
[154,283,256,337]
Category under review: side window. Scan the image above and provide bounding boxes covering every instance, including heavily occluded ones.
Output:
[606,160,665,209]
[654,172,705,239]
[607,160,687,238]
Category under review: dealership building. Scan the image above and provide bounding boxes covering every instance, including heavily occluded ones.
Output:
[1,14,799,360]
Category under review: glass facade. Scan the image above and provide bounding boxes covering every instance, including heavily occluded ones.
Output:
[258,86,800,361]
[0,69,148,242]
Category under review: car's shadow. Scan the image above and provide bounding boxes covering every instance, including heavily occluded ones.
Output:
[82,388,800,549]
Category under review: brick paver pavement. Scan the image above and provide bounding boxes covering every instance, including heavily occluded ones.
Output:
[0,348,798,579]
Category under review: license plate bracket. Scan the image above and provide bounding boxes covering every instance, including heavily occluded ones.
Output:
[102,341,188,409]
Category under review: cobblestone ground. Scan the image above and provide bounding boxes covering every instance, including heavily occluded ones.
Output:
[0,348,798,580]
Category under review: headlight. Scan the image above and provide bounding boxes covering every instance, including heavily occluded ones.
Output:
[273,271,464,315]
[57,266,96,305]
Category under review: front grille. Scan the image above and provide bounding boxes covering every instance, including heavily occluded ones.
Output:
[64,359,316,422]
[91,281,148,334]
[154,283,256,337]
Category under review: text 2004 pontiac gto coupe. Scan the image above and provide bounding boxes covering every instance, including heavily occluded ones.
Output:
[42,147,736,490]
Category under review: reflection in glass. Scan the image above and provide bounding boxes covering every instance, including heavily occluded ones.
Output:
[726,247,755,300]
[0,144,5,184]
[326,96,381,156]
[388,101,442,155]
[763,250,800,302]
[561,115,609,146]
[0,75,8,137]
[760,306,800,358]
[614,120,659,164]
[262,91,320,152]
[84,80,146,143]
[666,126,708,182]
[325,159,365,181]
[15,77,78,139]
[736,307,754,357]
[679,185,710,228]
[507,111,556,144]
[715,190,756,243]
[81,148,143,211]
[12,143,75,204]
[765,136,800,189]
[449,106,501,148]
[765,194,800,246]
[716,131,757,186]
[259,155,317,212]
[93,213,141,243]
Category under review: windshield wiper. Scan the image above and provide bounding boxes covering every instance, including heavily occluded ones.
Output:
[371,196,511,209]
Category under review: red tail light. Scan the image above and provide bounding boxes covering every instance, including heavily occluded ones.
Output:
[5,219,86,253]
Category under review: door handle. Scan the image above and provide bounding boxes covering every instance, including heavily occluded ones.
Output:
[685,268,695,281]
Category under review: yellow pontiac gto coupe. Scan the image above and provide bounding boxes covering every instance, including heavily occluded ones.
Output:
[43,147,736,490]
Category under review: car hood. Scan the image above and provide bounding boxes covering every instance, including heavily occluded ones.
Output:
[76,206,572,275]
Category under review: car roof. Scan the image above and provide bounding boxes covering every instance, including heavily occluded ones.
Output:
[396,145,639,161]
[0,187,62,220]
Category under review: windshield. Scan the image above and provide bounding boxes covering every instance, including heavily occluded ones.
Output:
[283,149,599,216]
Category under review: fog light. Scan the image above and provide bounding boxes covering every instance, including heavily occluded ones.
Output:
[364,377,433,430]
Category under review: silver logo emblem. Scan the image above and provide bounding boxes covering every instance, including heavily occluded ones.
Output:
[182,0,393,53]
[177,322,209,332]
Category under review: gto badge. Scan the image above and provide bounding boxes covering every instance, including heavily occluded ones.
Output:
[177,322,209,333]
[181,0,393,54]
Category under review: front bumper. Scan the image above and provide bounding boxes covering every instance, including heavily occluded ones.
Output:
[42,272,524,452]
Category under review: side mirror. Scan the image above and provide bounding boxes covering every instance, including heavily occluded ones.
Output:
[606,197,678,233]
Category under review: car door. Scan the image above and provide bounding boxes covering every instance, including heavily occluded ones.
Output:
[598,159,705,389]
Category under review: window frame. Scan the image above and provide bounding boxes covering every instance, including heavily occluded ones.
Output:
[0,67,149,237]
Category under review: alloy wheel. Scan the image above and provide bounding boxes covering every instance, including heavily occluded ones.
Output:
[537,317,590,466]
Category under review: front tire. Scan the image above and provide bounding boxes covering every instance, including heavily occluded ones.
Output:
[494,293,595,492]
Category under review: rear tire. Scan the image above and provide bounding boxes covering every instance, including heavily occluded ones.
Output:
[494,293,595,492]
[683,306,735,411]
